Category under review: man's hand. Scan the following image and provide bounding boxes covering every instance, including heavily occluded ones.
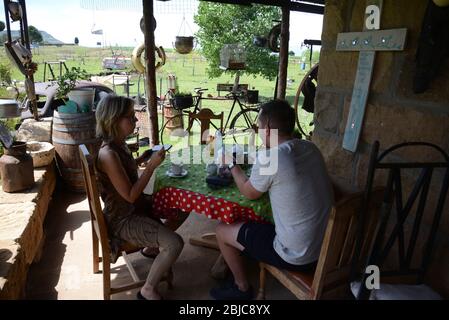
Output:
[219,148,235,166]
[229,164,264,200]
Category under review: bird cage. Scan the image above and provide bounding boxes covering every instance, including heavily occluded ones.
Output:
[219,44,246,70]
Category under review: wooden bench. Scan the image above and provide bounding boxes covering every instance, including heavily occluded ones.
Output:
[216,83,248,96]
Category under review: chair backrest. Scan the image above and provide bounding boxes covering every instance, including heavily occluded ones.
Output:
[79,144,111,258]
[310,187,385,299]
[188,108,224,144]
[353,141,449,299]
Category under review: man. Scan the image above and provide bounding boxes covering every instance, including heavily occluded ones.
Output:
[210,99,334,300]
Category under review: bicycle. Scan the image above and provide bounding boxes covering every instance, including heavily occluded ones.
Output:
[160,88,261,145]
[293,63,319,140]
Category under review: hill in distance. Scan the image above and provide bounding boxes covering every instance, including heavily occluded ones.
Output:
[0,29,64,45]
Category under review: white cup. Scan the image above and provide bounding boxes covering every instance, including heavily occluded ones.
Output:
[170,163,183,175]
[206,163,218,176]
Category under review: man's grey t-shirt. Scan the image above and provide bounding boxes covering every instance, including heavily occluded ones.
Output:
[249,139,333,265]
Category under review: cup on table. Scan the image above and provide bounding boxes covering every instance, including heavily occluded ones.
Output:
[170,162,183,175]
[217,165,231,178]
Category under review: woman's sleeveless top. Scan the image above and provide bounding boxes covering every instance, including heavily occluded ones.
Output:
[96,141,150,235]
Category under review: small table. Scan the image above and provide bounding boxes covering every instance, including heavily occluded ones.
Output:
[151,146,273,250]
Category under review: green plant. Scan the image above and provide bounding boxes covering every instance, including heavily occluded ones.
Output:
[28,25,43,44]
[175,91,192,97]
[0,63,12,86]
[52,67,89,101]
[0,118,20,156]
[194,3,281,80]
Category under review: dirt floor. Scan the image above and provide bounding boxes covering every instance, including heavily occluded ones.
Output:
[24,185,295,300]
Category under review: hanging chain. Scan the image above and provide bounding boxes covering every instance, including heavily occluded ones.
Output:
[177,14,194,37]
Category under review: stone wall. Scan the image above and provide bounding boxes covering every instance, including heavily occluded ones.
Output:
[314,0,449,297]
[0,164,56,299]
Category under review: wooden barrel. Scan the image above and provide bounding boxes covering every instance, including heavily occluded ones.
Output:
[52,111,100,193]
[164,103,184,132]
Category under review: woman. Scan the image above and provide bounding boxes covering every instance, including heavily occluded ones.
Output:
[95,94,184,300]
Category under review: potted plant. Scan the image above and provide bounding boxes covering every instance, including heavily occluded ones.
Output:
[171,91,193,110]
[51,67,92,113]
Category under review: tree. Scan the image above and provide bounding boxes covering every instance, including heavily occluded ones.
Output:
[28,25,43,44]
[194,3,281,80]
[0,63,12,85]
[300,48,320,66]
[74,37,79,45]
[0,21,5,32]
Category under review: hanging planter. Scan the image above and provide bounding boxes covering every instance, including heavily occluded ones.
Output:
[174,36,196,54]
[173,15,196,55]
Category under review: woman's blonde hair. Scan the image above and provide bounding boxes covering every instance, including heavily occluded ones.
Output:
[96,94,134,142]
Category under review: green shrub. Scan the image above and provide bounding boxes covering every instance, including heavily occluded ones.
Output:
[0,63,12,85]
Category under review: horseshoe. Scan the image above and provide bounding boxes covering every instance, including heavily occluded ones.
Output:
[132,43,166,73]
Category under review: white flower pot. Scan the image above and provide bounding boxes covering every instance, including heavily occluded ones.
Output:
[67,88,95,111]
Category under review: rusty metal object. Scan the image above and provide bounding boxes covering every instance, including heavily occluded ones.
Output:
[0,141,35,192]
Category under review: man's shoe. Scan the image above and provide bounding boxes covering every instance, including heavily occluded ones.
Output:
[210,283,253,300]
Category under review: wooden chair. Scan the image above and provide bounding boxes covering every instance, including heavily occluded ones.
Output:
[78,144,146,300]
[188,108,224,144]
[256,187,385,300]
[352,141,449,299]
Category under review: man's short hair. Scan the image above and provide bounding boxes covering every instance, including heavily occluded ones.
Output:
[259,99,295,136]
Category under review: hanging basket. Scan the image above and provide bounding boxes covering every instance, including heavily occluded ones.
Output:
[174,36,196,54]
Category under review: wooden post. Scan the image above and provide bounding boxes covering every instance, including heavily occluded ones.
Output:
[142,0,159,146]
[276,6,290,100]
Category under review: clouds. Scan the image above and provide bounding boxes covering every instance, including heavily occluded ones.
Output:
[23,0,322,53]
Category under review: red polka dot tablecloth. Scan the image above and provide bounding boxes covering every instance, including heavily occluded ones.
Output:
[152,187,270,224]
[151,146,273,224]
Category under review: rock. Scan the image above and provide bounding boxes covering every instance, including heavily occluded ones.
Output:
[26,141,55,168]
[16,117,52,143]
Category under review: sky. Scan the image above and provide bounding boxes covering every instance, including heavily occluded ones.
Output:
[19,0,323,55]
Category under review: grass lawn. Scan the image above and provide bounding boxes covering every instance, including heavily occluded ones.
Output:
[1,45,317,150]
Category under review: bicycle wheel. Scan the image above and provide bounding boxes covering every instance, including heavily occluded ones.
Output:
[160,113,202,146]
[228,108,260,144]
[293,63,318,140]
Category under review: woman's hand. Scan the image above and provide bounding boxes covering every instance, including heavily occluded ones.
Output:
[148,148,165,169]
[141,149,153,161]
[136,149,153,166]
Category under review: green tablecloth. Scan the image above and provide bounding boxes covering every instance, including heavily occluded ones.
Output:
[153,146,273,223]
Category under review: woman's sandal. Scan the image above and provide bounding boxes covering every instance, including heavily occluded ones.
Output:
[137,291,164,300]
[140,247,159,259]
